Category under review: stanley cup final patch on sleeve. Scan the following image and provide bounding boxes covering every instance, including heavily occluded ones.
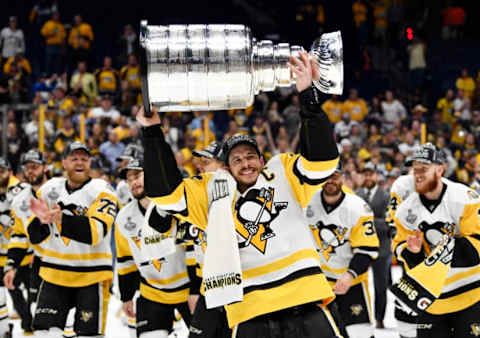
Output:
[390,236,454,314]
[212,179,229,202]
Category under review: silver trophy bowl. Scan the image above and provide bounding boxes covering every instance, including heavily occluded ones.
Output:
[140,21,343,114]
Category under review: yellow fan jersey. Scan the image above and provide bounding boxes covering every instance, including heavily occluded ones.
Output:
[28,177,117,287]
[392,180,480,314]
[305,190,379,286]
[149,152,338,328]
[115,200,189,304]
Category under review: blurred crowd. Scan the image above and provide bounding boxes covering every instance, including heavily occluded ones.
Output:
[0,0,479,195]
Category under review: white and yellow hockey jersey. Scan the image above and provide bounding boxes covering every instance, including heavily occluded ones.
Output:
[387,175,450,225]
[393,180,480,314]
[24,177,117,287]
[150,153,339,327]
[116,200,189,304]
[306,190,379,286]
[0,177,30,267]
[7,185,38,268]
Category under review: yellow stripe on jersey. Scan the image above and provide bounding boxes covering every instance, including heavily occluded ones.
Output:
[323,265,368,285]
[34,246,112,261]
[427,286,480,314]
[445,265,480,286]
[100,279,111,335]
[279,153,338,208]
[118,264,138,275]
[225,273,335,328]
[140,282,189,304]
[40,268,112,287]
[242,248,320,280]
[299,157,339,172]
[146,271,188,286]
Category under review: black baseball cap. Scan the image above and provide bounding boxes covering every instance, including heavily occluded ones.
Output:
[22,150,46,165]
[0,158,10,170]
[192,141,223,160]
[63,141,91,158]
[221,134,261,164]
[119,158,143,179]
[405,143,443,166]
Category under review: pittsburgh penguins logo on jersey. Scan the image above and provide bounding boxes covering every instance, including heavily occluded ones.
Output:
[235,187,288,254]
[418,221,455,248]
[309,221,348,261]
[350,304,363,316]
[57,201,87,216]
[54,202,88,246]
[176,221,206,245]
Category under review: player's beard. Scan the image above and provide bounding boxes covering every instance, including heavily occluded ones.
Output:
[132,188,146,200]
[415,171,440,194]
[0,177,8,188]
[323,181,342,196]
[28,173,44,186]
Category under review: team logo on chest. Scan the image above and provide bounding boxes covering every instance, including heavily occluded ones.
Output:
[235,187,288,254]
[418,221,455,248]
[310,221,348,261]
[56,202,88,246]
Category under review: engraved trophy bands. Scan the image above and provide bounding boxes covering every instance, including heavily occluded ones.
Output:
[139,21,343,115]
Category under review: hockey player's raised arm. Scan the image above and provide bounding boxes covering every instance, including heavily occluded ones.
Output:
[140,107,209,228]
[276,53,339,209]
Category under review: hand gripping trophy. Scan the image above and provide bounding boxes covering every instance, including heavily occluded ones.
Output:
[139,21,343,116]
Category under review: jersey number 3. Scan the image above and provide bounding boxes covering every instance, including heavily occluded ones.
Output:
[362,220,376,236]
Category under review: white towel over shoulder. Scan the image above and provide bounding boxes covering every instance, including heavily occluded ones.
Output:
[203,169,243,309]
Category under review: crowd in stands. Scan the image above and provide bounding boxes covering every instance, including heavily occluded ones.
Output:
[0,0,479,195]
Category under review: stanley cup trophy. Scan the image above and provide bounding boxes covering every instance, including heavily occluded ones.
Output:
[139,21,343,115]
